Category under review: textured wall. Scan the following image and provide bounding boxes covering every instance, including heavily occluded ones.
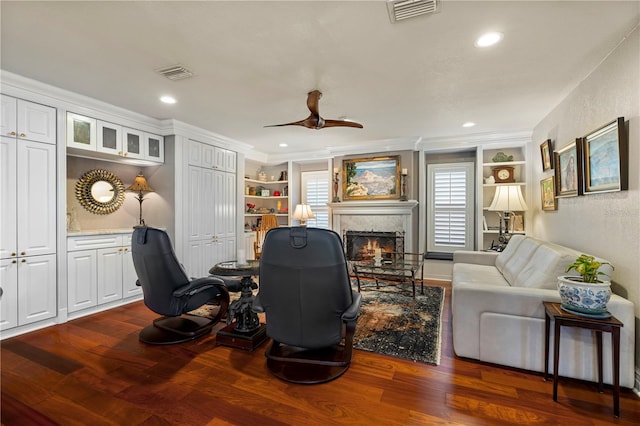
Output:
[530,25,639,372]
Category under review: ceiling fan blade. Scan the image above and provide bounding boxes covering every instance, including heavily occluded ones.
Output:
[264,114,320,129]
[306,90,322,116]
[323,119,364,129]
[264,119,308,128]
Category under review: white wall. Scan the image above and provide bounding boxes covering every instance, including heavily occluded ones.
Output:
[530,25,639,372]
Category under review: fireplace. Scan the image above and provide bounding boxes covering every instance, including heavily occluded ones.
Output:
[344,231,404,261]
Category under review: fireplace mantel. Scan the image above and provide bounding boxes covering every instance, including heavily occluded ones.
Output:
[329,200,418,251]
[328,200,417,215]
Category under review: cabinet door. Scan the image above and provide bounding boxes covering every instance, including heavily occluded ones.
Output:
[202,144,216,169]
[17,100,56,145]
[66,112,97,150]
[202,168,216,239]
[122,127,145,159]
[17,140,56,257]
[184,240,203,278]
[96,120,122,155]
[213,147,225,170]
[67,250,97,313]
[222,172,236,238]
[0,137,17,259]
[187,166,202,241]
[224,150,237,173]
[18,254,56,325]
[122,246,141,297]
[0,95,17,137]
[0,258,18,330]
[187,140,202,166]
[145,133,164,163]
[97,247,123,304]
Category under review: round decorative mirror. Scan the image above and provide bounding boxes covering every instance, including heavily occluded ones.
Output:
[75,169,125,215]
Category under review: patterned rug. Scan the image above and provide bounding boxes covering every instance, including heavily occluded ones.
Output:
[353,282,445,366]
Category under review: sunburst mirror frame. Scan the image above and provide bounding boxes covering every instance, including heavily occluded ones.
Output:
[75,169,126,215]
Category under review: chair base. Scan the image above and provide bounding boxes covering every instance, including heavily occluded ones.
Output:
[139,315,214,345]
[265,342,352,384]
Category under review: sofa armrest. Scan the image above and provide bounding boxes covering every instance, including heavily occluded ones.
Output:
[453,250,499,266]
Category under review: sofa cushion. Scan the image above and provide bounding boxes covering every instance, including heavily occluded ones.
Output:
[512,243,577,289]
[452,263,510,287]
[499,238,542,284]
[495,234,525,273]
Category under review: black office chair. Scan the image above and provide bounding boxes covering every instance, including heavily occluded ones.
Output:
[253,227,361,384]
[131,226,230,344]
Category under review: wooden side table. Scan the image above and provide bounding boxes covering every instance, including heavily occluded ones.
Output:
[543,301,623,417]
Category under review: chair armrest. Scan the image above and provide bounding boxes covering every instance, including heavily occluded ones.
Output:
[252,294,264,313]
[342,291,362,322]
[172,276,226,298]
[453,250,498,266]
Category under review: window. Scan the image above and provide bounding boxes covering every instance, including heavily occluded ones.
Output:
[300,171,330,229]
[427,162,474,253]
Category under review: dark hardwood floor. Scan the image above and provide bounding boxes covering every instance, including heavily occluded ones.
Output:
[2,281,639,425]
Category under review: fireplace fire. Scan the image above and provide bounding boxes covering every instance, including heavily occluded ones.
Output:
[344,231,404,261]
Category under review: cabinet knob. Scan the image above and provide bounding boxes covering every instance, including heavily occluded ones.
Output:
[19,133,26,137]
[11,252,16,257]
[124,248,129,252]
[21,259,26,263]
[20,251,26,256]
[9,131,16,136]
[11,260,17,264]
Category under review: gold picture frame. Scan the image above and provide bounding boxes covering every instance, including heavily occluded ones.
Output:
[541,176,557,211]
[342,156,400,200]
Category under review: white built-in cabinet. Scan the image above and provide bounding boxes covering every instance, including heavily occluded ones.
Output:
[0,95,57,331]
[184,140,237,277]
[67,112,164,164]
[67,233,140,314]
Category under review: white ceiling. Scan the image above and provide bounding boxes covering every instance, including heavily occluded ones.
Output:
[2,1,639,158]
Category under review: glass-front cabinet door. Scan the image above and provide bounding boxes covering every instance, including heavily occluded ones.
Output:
[122,127,145,159]
[96,120,122,155]
[66,112,96,150]
[145,133,164,163]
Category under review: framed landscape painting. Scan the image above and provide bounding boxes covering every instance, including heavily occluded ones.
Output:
[554,139,583,198]
[582,117,628,194]
[343,156,399,200]
[540,139,554,172]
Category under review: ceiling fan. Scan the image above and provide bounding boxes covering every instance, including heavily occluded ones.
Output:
[265,90,363,130]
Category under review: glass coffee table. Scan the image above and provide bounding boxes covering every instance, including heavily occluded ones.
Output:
[350,252,424,298]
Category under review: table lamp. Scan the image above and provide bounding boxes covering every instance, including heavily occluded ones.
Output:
[292,204,315,226]
[126,172,154,226]
[488,185,528,243]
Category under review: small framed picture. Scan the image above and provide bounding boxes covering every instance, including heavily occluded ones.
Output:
[540,177,557,211]
[582,117,628,194]
[540,139,554,172]
[554,139,583,198]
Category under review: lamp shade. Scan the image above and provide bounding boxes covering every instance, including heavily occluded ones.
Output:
[292,204,315,221]
[126,173,154,193]
[488,185,528,211]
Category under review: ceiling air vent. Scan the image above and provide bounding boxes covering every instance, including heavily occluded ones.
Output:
[156,65,194,81]
[387,0,438,23]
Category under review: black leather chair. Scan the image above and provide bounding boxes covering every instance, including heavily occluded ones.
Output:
[131,226,230,344]
[253,227,361,384]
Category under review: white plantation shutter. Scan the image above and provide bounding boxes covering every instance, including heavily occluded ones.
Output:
[427,163,474,252]
[301,171,330,229]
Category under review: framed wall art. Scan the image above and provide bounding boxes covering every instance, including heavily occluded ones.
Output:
[540,176,557,211]
[554,139,583,198]
[582,117,628,194]
[539,139,554,172]
[343,156,399,200]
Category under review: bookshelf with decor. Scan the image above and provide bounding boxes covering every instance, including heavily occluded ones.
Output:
[480,145,528,251]
[243,161,290,230]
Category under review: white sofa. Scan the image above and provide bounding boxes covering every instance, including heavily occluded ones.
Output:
[452,235,635,388]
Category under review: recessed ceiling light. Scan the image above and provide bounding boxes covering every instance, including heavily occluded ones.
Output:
[462,122,476,128]
[279,143,288,147]
[160,95,177,104]
[475,32,503,48]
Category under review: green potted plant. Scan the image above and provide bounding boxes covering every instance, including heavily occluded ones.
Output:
[557,254,613,316]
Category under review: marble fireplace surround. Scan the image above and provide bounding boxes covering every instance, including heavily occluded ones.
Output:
[328,200,418,253]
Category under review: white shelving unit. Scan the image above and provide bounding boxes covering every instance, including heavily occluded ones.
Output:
[479,146,528,250]
[243,161,291,228]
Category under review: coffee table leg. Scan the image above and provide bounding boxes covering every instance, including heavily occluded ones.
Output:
[596,331,603,393]
[553,321,561,402]
[544,313,550,381]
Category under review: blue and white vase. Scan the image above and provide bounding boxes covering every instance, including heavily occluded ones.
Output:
[557,275,611,315]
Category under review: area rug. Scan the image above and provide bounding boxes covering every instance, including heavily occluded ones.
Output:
[353,282,445,366]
